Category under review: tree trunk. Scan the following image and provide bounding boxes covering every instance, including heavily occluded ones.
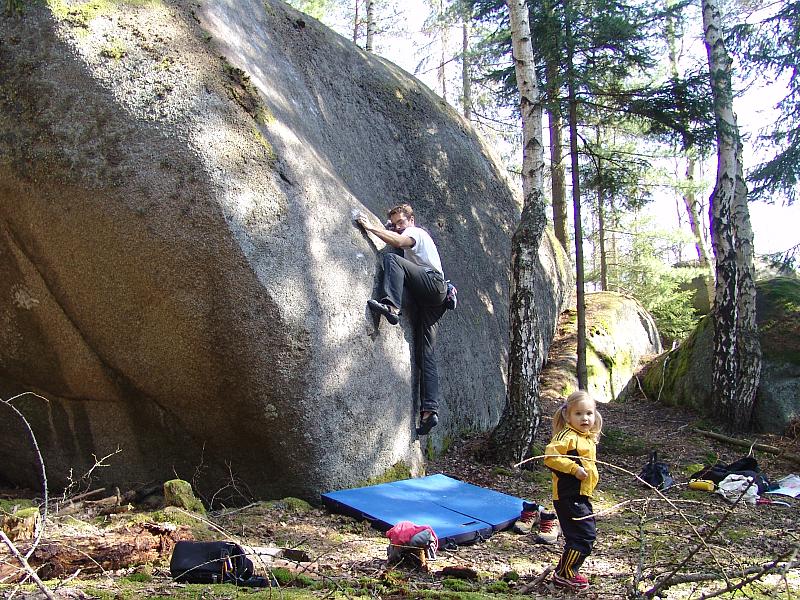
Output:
[566,0,587,390]
[462,20,472,120]
[365,0,374,52]
[544,0,568,251]
[683,157,716,305]
[485,0,547,464]
[438,0,448,101]
[548,109,568,249]
[352,0,359,44]
[702,0,761,429]
[598,186,607,291]
[665,1,715,304]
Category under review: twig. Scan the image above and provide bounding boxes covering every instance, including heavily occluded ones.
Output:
[64,488,107,504]
[697,549,800,599]
[634,374,648,400]
[1,393,50,560]
[518,565,553,593]
[633,499,649,594]
[660,557,800,587]
[0,531,56,600]
[694,428,800,463]
[644,482,752,597]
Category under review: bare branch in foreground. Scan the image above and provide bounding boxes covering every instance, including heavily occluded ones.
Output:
[0,531,55,600]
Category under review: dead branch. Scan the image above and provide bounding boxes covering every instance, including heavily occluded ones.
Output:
[694,428,800,464]
[696,548,800,600]
[65,488,107,504]
[644,483,752,598]
[632,499,650,594]
[1,392,50,561]
[0,530,56,600]
[656,556,800,588]
[518,565,553,593]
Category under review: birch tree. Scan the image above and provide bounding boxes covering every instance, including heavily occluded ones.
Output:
[485,0,547,464]
[702,0,761,429]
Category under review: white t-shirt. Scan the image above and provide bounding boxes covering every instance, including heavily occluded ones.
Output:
[402,225,444,276]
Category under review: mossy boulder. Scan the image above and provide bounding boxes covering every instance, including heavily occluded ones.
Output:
[541,292,662,402]
[163,479,205,514]
[642,277,800,433]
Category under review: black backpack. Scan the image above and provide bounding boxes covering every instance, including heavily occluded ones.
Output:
[170,541,266,586]
[692,456,772,494]
[638,451,675,491]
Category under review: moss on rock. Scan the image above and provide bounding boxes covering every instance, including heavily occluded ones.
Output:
[642,277,800,433]
[362,461,412,486]
[163,479,205,514]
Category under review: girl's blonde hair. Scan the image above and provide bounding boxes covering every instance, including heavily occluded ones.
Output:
[552,390,603,441]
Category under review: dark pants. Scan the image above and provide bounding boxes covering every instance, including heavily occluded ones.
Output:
[553,496,596,576]
[379,253,447,413]
[554,496,596,555]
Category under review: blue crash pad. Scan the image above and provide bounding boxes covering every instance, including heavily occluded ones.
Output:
[320,474,527,545]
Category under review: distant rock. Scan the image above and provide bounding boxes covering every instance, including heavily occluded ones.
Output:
[641,277,800,433]
[0,0,570,498]
[540,292,663,403]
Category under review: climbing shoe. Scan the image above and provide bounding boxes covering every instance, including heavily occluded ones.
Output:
[367,299,400,325]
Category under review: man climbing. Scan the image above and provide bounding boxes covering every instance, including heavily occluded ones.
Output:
[356,203,448,436]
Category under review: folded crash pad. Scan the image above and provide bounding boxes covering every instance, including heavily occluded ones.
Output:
[321,474,527,545]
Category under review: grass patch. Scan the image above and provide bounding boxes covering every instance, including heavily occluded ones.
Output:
[520,467,550,488]
[492,466,514,477]
[599,427,649,456]
[271,566,315,587]
[442,578,475,592]
[99,37,127,60]
[0,499,36,513]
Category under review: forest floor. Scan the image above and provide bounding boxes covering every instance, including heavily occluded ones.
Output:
[2,387,799,600]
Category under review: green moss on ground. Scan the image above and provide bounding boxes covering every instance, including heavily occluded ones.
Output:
[362,461,412,486]
[599,427,649,456]
[0,499,37,513]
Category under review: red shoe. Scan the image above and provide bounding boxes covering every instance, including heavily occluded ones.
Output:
[552,571,590,591]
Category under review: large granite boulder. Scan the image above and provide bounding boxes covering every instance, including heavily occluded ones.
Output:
[0,0,570,499]
[540,292,663,403]
[641,277,800,433]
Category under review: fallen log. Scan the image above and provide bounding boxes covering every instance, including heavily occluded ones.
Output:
[0,523,193,582]
[694,428,800,464]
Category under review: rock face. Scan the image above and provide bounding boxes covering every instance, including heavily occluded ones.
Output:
[0,0,570,498]
[540,292,662,403]
[641,278,800,434]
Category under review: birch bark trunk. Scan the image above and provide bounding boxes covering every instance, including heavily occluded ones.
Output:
[486,0,547,463]
[702,0,761,429]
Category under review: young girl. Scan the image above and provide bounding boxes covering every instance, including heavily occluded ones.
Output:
[544,390,603,592]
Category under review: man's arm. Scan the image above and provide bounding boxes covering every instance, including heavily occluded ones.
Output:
[356,217,415,249]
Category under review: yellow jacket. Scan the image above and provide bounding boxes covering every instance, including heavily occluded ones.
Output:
[544,425,599,500]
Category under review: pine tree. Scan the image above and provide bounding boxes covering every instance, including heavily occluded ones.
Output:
[732,0,800,205]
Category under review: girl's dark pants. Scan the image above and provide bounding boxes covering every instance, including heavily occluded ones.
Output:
[553,496,596,577]
[379,252,447,414]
